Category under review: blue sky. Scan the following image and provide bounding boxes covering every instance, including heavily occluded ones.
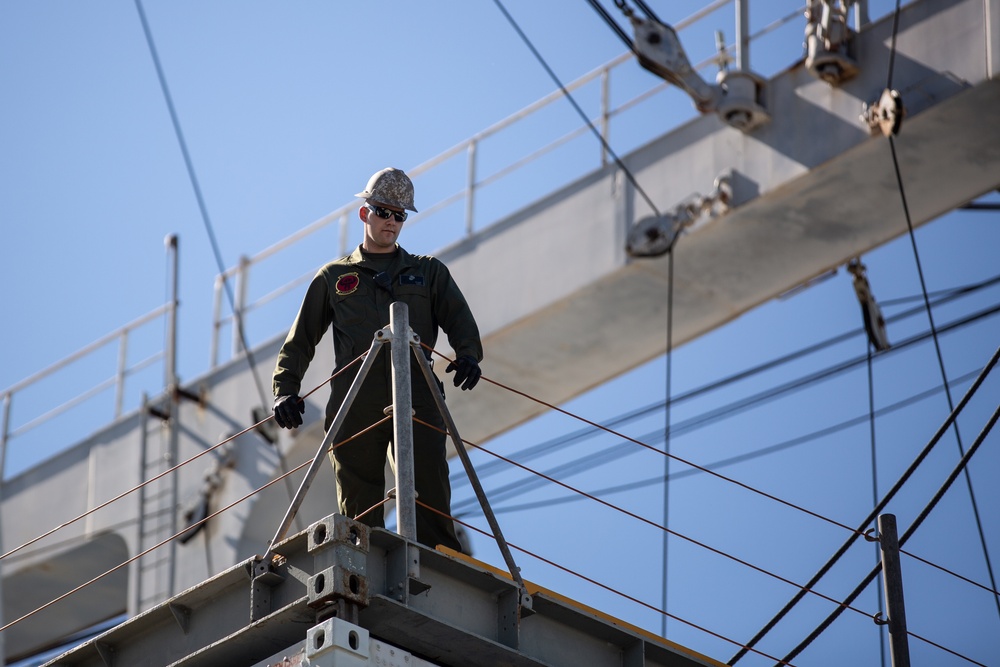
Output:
[2,1,999,665]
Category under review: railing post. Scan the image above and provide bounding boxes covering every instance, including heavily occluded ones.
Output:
[600,67,611,166]
[338,212,350,256]
[165,234,180,599]
[0,392,7,663]
[735,0,750,72]
[210,275,224,368]
[389,303,418,545]
[165,235,179,393]
[0,392,10,482]
[465,140,478,235]
[232,255,250,357]
[115,330,129,419]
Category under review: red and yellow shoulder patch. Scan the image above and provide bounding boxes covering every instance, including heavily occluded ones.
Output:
[335,272,360,295]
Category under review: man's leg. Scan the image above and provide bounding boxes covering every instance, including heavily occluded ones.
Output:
[328,405,392,528]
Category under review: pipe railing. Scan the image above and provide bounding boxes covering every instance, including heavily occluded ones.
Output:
[0,303,171,479]
[209,0,790,367]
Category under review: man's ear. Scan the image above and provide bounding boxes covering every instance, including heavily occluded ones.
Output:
[359,205,368,222]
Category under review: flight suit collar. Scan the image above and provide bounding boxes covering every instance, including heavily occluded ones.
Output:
[345,244,420,273]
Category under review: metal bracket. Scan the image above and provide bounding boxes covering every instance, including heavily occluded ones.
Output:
[250,555,287,622]
[168,602,191,634]
[95,641,115,667]
[862,89,905,136]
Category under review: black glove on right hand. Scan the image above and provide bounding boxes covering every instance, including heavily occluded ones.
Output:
[273,395,304,429]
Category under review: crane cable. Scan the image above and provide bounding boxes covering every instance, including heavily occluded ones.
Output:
[449,275,1000,491]
[777,393,1000,666]
[134,0,303,529]
[415,499,802,667]
[0,352,368,563]
[729,0,1000,659]
[491,0,664,220]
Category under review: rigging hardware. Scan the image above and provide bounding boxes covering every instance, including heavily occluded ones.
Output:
[626,12,769,131]
[848,258,891,352]
[804,0,860,84]
[862,88,905,136]
[626,173,732,257]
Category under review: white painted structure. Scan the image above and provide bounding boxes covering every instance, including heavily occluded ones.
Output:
[1,0,998,661]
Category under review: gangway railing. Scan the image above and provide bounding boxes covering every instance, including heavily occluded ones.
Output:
[0,304,170,480]
[210,0,854,368]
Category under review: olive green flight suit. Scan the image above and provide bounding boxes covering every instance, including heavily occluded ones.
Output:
[273,245,483,552]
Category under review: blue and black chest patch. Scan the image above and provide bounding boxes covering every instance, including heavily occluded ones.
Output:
[399,274,425,287]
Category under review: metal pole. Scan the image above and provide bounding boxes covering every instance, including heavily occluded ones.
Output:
[264,332,387,559]
[735,0,749,72]
[878,514,911,667]
[600,67,610,166]
[390,303,418,543]
[465,140,477,235]
[165,234,180,599]
[232,255,250,357]
[0,392,9,665]
[115,330,129,418]
[412,350,532,610]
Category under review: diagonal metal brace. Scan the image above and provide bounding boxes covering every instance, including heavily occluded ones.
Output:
[262,328,389,562]
[411,344,533,614]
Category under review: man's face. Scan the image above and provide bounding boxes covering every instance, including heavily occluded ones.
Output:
[361,201,405,251]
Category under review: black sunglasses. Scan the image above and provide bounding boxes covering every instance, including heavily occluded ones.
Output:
[366,204,407,223]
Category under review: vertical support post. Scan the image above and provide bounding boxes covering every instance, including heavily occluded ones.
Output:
[465,140,478,235]
[210,274,224,368]
[164,234,180,599]
[0,392,9,665]
[878,514,911,667]
[115,330,129,418]
[232,255,250,357]
[390,303,418,545]
[600,67,610,166]
[338,212,350,257]
[0,392,10,482]
[735,0,749,72]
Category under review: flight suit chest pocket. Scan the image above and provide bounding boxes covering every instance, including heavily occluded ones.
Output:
[395,282,431,329]
[332,283,372,327]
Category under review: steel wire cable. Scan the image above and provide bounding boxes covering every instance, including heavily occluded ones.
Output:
[476,365,986,518]
[133,0,307,525]
[450,279,1000,491]
[729,341,1000,664]
[491,0,664,219]
[416,417,881,624]
[0,455,311,635]
[884,0,1000,629]
[429,346,918,540]
[0,352,368,563]
[428,336,1000,664]
[777,396,1000,666]
[414,498,801,667]
[0,394,388,636]
[449,308,998,506]
[888,130,1000,620]
[583,0,637,51]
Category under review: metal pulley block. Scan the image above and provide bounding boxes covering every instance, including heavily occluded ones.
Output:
[861,88,905,136]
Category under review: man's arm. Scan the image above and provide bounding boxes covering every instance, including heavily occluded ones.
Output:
[272,270,333,407]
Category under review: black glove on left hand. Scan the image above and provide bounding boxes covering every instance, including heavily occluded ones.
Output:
[446,355,482,391]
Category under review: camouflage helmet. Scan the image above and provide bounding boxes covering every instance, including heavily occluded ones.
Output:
[354,167,418,212]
